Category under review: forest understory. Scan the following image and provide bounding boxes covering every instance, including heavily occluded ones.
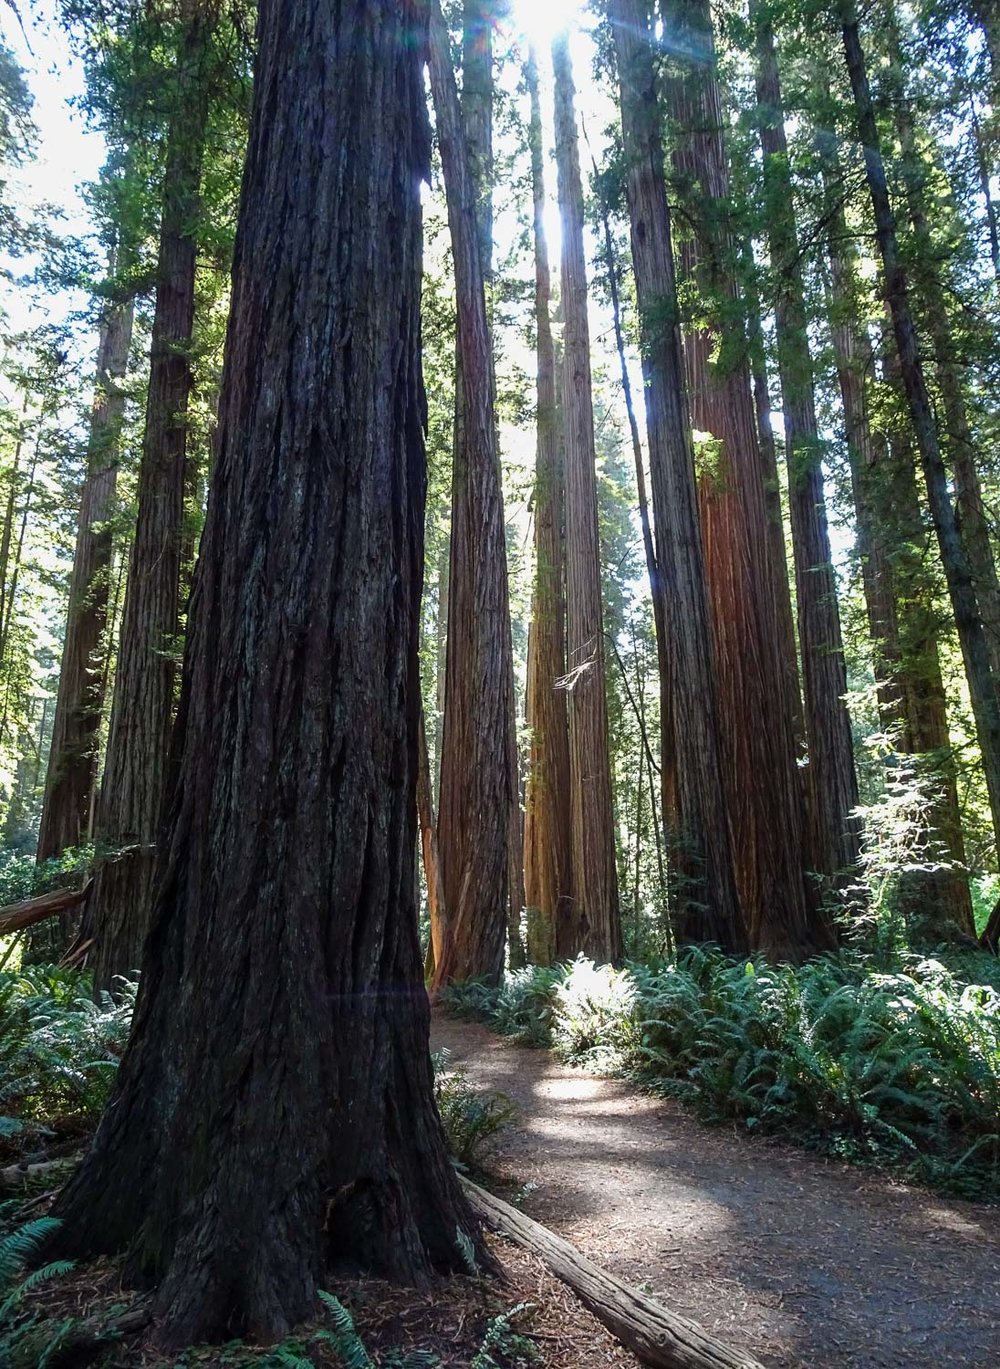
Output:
[3,0,1000,1361]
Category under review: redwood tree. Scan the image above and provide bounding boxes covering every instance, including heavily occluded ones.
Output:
[522,48,572,964]
[36,292,133,864]
[839,0,1000,865]
[752,0,860,885]
[609,0,746,951]
[430,0,516,986]
[84,7,216,985]
[52,0,473,1346]
[552,34,622,963]
[663,0,825,957]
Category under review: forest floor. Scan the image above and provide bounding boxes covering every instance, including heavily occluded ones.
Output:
[430,1011,1000,1369]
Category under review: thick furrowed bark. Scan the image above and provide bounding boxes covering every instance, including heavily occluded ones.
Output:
[52,0,474,1347]
[431,0,515,987]
[663,0,822,958]
[553,35,622,963]
[753,7,860,887]
[523,49,572,966]
[609,0,746,952]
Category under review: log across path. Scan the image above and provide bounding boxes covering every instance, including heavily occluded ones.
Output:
[431,1012,1000,1369]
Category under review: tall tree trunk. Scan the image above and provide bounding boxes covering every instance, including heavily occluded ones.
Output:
[37,298,134,865]
[753,5,860,885]
[51,0,474,1347]
[84,15,213,985]
[418,706,447,980]
[741,238,802,742]
[608,0,746,952]
[839,0,1000,867]
[825,218,973,932]
[884,10,1000,700]
[663,0,822,958]
[459,0,525,964]
[430,0,515,987]
[593,172,678,835]
[522,49,572,966]
[552,35,622,963]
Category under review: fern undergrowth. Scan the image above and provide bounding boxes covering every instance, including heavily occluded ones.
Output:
[442,946,1000,1198]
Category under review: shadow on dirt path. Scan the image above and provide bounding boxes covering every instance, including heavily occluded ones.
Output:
[431,1012,1000,1369]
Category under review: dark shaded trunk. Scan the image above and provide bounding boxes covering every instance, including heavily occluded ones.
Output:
[430,0,515,986]
[84,15,213,985]
[552,35,622,963]
[37,298,134,866]
[884,13,1000,707]
[522,49,572,966]
[51,0,473,1347]
[818,116,973,935]
[753,6,860,885]
[840,0,1000,869]
[827,250,972,930]
[608,0,746,952]
[663,0,823,958]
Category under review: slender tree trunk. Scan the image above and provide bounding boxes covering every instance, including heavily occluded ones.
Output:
[663,0,821,958]
[417,706,447,980]
[741,239,802,742]
[753,5,860,885]
[969,98,1000,277]
[51,1,474,1347]
[522,49,572,967]
[430,0,516,987]
[593,175,678,833]
[884,13,1000,698]
[37,298,134,865]
[609,0,746,952]
[840,0,1000,866]
[552,35,622,963]
[84,15,213,985]
[825,220,973,932]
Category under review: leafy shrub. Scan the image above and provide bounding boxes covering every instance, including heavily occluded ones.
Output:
[444,947,1000,1197]
[431,1050,516,1170]
[0,965,136,1157]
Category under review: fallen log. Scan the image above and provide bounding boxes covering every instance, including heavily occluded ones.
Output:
[0,882,91,937]
[0,1155,80,1191]
[461,1176,764,1369]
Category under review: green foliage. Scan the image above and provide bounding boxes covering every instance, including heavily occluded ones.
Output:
[431,1049,516,1171]
[0,963,135,1155]
[0,1216,77,1369]
[445,949,1000,1197]
[316,1291,373,1369]
[470,1302,538,1369]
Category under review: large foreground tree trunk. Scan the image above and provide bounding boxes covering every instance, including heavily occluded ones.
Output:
[52,0,473,1348]
[753,5,860,886]
[83,13,213,986]
[522,49,572,966]
[37,295,133,865]
[552,35,622,963]
[609,0,746,952]
[664,0,823,958]
[431,0,516,986]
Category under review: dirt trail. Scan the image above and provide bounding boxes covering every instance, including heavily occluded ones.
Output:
[431,1012,1000,1369]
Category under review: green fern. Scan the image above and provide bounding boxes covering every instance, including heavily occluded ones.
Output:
[317,1290,373,1369]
